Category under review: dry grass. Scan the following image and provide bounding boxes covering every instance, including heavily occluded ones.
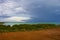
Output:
[0,28,60,40]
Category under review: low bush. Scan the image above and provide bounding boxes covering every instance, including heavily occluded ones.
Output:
[0,24,60,32]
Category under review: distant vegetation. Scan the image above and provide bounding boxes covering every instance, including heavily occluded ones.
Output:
[0,22,4,25]
[0,24,60,32]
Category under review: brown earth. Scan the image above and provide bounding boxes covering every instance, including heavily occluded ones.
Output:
[0,28,60,40]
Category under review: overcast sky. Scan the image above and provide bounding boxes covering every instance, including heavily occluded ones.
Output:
[0,0,60,22]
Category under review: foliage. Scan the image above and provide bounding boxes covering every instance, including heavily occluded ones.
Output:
[0,24,60,32]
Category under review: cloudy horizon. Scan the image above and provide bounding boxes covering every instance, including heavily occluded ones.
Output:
[0,0,60,23]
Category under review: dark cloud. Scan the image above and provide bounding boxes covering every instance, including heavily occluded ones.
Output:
[0,0,60,22]
[0,0,5,3]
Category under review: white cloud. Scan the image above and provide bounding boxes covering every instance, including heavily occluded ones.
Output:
[0,0,60,16]
[14,7,26,12]
[0,0,32,22]
[0,1,15,16]
[0,0,27,16]
[4,16,31,22]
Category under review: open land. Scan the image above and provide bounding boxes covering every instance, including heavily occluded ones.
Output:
[0,28,60,40]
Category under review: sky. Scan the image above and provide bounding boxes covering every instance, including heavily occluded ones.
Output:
[0,0,60,23]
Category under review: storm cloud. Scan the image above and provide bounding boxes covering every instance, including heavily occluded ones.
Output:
[0,0,60,22]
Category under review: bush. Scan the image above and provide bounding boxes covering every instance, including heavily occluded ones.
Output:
[0,24,59,32]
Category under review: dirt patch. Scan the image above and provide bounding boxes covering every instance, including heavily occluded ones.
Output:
[0,28,60,40]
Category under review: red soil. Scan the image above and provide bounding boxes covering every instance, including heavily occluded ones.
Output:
[0,28,60,40]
